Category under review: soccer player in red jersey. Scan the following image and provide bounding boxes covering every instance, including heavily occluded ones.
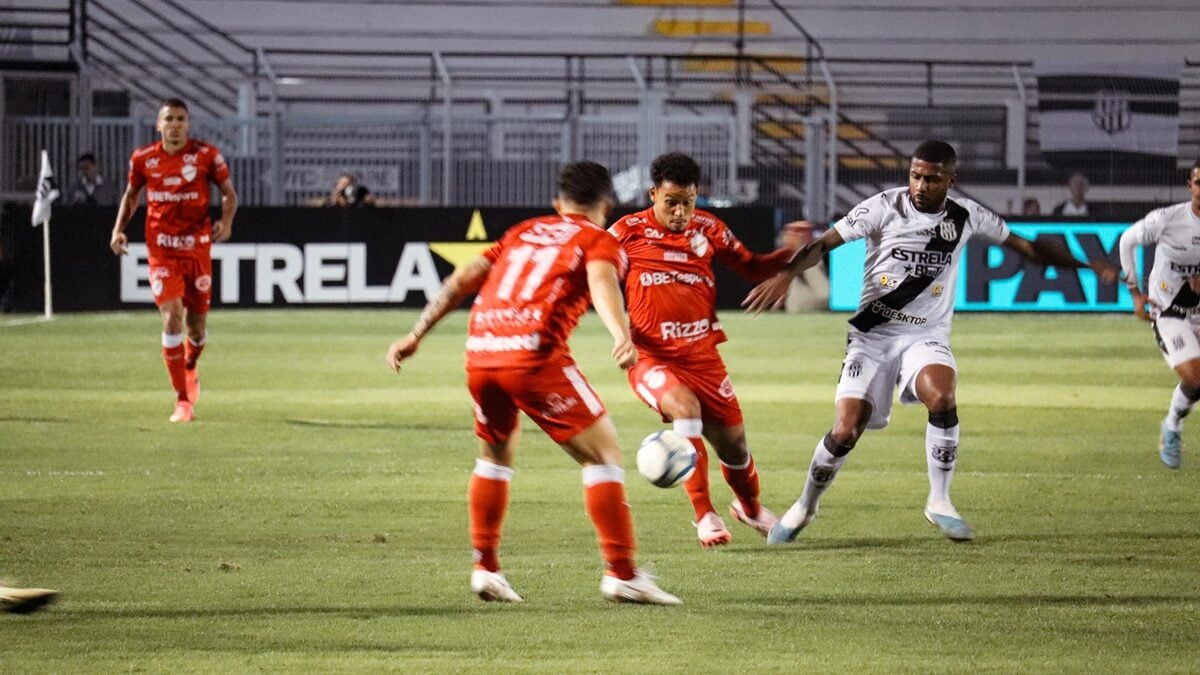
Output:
[609,152,796,547]
[110,98,237,423]
[386,161,681,605]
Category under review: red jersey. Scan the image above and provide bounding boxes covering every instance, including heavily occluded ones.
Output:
[610,207,792,359]
[466,213,626,370]
[127,139,230,260]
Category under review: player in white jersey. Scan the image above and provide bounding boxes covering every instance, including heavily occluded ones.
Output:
[1118,160,1200,469]
[745,141,1119,543]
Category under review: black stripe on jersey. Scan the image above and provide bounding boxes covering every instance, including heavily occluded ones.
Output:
[849,200,969,333]
[1159,284,1200,319]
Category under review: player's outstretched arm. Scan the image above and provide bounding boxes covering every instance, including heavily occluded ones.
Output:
[586,259,637,370]
[1002,233,1121,285]
[743,228,844,314]
[110,183,143,255]
[212,177,238,243]
[387,256,491,373]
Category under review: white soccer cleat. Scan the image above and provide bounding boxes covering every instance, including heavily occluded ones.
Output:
[694,511,732,548]
[169,400,194,423]
[766,501,816,545]
[729,500,778,537]
[470,569,523,603]
[600,571,682,606]
[0,586,59,614]
[924,503,975,542]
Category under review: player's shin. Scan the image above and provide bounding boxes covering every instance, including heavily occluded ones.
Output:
[926,407,960,511]
[582,464,636,581]
[161,332,188,400]
[720,453,761,517]
[782,432,850,529]
[469,459,512,573]
[674,418,715,519]
[1164,382,1200,432]
[186,332,207,369]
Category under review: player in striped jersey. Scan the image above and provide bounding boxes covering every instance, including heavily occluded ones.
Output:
[746,141,1119,543]
[1118,160,1200,469]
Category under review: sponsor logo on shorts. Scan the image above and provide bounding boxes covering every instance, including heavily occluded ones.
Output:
[718,376,734,399]
[643,366,668,389]
[195,275,212,292]
[845,360,862,378]
[542,393,579,418]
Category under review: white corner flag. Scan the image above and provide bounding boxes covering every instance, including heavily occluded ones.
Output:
[32,149,59,319]
[32,149,59,228]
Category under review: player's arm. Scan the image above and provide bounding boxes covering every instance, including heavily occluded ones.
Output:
[743,228,845,314]
[213,177,238,243]
[1002,233,1120,284]
[110,182,144,256]
[386,256,491,373]
[587,259,637,370]
[1118,219,1155,321]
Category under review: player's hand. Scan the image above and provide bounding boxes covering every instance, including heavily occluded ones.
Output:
[742,273,792,314]
[1091,260,1120,285]
[109,231,128,256]
[386,333,421,373]
[611,335,637,370]
[1130,290,1156,322]
[212,219,233,243]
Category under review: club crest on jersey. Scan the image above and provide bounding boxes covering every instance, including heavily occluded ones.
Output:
[688,232,709,257]
[931,284,944,297]
[181,165,197,182]
[878,274,897,289]
[938,219,958,241]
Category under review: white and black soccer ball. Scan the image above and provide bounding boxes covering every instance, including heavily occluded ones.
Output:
[636,430,697,488]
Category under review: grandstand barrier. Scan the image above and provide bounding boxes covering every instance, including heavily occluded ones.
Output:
[828,221,1142,312]
[0,204,777,313]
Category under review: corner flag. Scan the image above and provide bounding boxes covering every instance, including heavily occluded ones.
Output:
[32,149,59,227]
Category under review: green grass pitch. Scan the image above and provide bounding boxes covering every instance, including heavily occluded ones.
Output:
[2,309,1198,672]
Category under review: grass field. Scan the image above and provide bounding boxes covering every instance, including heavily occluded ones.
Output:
[2,309,1198,672]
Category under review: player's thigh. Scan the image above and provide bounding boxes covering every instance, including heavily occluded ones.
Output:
[181,256,213,314]
[628,358,698,422]
[675,358,744,428]
[898,338,958,406]
[507,360,608,445]
[835,336,895,430]
[467,369,520,445]
[1154,318,1200,371]
[149,258,186,307]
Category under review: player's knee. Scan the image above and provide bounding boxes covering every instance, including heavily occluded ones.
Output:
[922,390,956,414]
[660,391,701,420]
[828,424,860,451]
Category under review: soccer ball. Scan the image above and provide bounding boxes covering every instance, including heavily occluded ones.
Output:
[636,430,697,488]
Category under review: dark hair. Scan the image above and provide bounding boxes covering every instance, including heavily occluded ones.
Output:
[77,152,96,164]
[160,98,189,112]
[913,140,957,167]
[650,152,701,188]
[1192,159,1200,173]
[558,160,613,206]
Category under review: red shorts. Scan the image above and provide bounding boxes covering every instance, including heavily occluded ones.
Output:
[627,353,743,427]
[149,255,213,313]
[467,358,608,444]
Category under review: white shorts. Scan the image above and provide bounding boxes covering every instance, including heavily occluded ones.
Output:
[835,330,957,430]
[1152,316,1200,368]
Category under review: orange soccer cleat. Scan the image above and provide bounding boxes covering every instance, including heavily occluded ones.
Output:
[185,365,200,404]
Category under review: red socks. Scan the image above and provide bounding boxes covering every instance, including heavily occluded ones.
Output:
[583,465,636,581]
[721,455,762,519]
[468,462,511,573]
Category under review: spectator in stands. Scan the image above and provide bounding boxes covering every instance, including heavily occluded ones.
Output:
[67,152,116,206]
[325,173,376,207]
[1052,172,1090,217]
[777,220,830,312]
[1022,198,1042,217]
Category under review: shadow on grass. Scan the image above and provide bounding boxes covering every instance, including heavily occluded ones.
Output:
[749,529,1199,553]
[0,416,69,424]
[753,593,1198,609]
[54,604,474,621]
[286,419,458,431]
